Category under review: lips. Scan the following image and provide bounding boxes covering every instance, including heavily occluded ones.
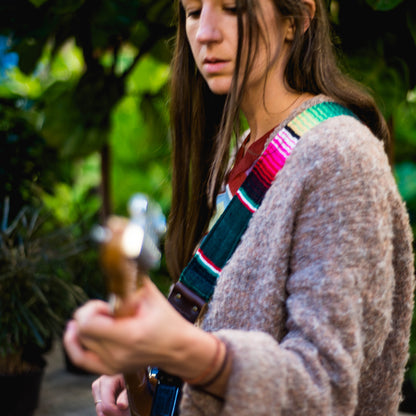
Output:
[204,57,223,63]
[202,57,229,74]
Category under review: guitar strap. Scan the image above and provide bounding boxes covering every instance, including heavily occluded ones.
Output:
[150,101,356,416]
[169,101,356,316]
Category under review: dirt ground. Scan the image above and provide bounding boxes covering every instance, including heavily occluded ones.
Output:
[36,341,97,416]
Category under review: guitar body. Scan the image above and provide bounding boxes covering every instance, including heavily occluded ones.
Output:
[125,371,154,416]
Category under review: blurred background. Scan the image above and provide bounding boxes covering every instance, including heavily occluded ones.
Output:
[0,0,415,414]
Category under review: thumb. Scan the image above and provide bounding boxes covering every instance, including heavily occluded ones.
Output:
[116,388,129,410]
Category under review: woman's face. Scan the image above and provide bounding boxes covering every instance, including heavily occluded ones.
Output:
[182,0,292,96]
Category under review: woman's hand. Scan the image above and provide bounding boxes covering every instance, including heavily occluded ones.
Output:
[92,374,129,416]
[63,277,231,398]
[63,277,197,375]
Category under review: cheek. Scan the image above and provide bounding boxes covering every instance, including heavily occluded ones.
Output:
[185,24,197,53]
[186,28,202,70]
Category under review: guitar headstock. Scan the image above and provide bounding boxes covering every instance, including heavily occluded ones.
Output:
[93,194,166,309]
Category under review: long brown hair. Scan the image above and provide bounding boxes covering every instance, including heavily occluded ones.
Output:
[165,0,390,280]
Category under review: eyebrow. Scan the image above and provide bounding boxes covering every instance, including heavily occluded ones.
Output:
[181,0,201,7]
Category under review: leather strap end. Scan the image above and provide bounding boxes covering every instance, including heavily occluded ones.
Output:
[168,282,206,323]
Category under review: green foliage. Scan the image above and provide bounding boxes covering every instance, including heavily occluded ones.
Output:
[0,1,175,330]
[1,0,175,160]
[111,54,172,215]
[334,0,416,117]
[39,76,119,158]
[39,155,107,300]
[107,53,173,292]
[345,50,407,120]
[394,93,416,163]
[0,98,70,217]
[42,155,101,226]
[0,199,87,373]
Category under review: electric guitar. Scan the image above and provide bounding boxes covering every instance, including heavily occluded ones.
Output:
[94,194,181,416]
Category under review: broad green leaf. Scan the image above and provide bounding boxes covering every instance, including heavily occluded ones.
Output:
[366,0,405,11]
[0,67,42,98]
[49,40,84,80]
[127,55,170,94]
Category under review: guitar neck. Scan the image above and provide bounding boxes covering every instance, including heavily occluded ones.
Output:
[110,274,155,416]
[96,194,168,416]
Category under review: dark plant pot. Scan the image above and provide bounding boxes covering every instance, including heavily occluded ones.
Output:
[0,368,45,416]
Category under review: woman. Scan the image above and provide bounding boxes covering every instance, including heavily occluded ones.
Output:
[64,0,415,415]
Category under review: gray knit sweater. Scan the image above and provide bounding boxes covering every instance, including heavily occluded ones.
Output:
[179,96,414,416]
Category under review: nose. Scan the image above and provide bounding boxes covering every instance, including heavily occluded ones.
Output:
[196,6,222,44]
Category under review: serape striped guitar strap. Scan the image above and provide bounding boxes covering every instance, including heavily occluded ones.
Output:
[177,101,356,303]
[151,101,356,416]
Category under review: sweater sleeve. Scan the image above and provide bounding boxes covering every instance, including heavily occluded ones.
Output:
[180,117,406,415]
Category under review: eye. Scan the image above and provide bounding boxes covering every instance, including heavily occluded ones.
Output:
[223,5,238,14]
[186,9,201,18]
[181,0,202,19]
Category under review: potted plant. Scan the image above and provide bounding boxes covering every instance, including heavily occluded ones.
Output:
[0,197,87,416]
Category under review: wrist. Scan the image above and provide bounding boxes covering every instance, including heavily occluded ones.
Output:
[169,327,231,397]
[183,331,232,398]
[182,333,224,385]
[156,323,231,397]
[163,325,220,380]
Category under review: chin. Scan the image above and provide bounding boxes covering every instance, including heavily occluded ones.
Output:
[205,78,232,96]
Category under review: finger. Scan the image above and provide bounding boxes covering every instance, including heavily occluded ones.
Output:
[94,399,104,416]
[116,388,129,410]
[77,309,145,349]
[73,300,112,325]
[74,347,115,375]
[96,375,129,416]
[72,301,117,341]
[98,374,124,406]
[92,377,100,397]
[63,321,115,375]
[74,298,142,342]
[76,279,157,343]
[91,378,102,416]
[92,377,108,416]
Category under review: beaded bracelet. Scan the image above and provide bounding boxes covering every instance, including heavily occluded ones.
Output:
[183,334,222,386]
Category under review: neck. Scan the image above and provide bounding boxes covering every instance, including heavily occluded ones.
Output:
[241,79,313,147]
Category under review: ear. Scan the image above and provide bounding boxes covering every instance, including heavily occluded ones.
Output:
[285,17,296,42]
[302,0,316,32]
[285,0,316,41]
